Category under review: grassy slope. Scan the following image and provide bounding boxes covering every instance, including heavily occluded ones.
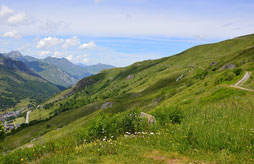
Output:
[1,34,254,163]
[0,66,61,111]
[37,65,78,88]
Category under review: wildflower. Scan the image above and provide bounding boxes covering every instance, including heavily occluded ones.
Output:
[20,158,24,161]
[150,132,154,135]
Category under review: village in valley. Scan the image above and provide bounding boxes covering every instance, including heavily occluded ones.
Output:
[0,105,39,132]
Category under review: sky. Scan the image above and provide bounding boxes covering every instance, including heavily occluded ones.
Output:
[0,0,253,67]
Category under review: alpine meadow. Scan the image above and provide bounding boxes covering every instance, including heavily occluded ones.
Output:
[0,1,254,164]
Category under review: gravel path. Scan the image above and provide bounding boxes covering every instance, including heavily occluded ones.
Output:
[230,72,253,91]
[25,110,31,124]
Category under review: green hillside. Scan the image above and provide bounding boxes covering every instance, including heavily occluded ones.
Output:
[1,34,254,163]
[0,56,61,111]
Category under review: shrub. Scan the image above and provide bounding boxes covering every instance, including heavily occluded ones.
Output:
[44,102,54,109]
[225,71,236,81]
[83,109,151,142]
[215,71,236,85]
[0,123,4,140]
[195,70,208,80]
[152,106,183,125]
[233,68,243,76]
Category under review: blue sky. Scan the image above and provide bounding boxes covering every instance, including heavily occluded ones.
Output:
[0,0,253,66]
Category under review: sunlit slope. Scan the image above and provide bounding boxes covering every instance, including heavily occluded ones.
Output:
[0,64,61,111]
[2,34,254,153]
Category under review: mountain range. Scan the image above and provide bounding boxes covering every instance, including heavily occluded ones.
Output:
[0,51,114,110]
[2,51,114,87]
[77,63,115,74]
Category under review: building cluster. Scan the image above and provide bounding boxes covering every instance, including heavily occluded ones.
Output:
[0,108,25,131]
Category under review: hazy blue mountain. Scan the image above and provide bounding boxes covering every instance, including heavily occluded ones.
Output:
[76,63,88,68]
[83,63,115,74]
[4,52,91,87]
[43,57,91,79]
[4,51,113,87]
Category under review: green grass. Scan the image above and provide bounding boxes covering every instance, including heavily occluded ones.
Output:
[2,97,254,164]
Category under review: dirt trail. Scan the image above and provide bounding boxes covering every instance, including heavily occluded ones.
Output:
[230,72,253,91]
[25,110,31,124]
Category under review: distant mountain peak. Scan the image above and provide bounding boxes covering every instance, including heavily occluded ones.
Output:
[0,55,40,78]
[6,51,23,57]
[44,56,71,63]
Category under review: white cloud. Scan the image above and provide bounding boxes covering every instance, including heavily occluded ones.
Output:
[39,20,69,33]
[17,44,30,51]
[2,30,21,39]
[76,54,88,61]
[62,36,80,49]
[0,5,33,26]
[66,55,73,61]
[52,51,62,57]
[83,58,89,63]
[36,37,64,49]
[79,41,96,49]
[7,13,26,25]
[0,5,14,18]
[40,51,50,56]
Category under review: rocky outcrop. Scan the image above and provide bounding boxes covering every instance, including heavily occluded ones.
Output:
[221,64,235,70]
[127,75,134,80]
[176,74,183,82]
[101,102,113,109]
[140,112,156,124]
[71,77,96,93]
[210,61,217,66]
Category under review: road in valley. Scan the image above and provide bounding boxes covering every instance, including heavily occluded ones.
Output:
[25,110,31,124]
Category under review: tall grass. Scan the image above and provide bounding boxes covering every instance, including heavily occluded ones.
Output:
[1,98,254,163]
[180,100,254,153]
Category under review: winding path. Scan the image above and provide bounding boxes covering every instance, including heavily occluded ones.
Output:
[230,72,253,91]
[25,110,31,124]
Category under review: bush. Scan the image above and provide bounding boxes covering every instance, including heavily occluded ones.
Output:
[214,71,236,85]
[225,72,236,81]
[44,102,54,109]
[0,123,4,140]
[152,106,183,125]
[233,68,243,76]
[83,110,151,142]
[195,70,208,80]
